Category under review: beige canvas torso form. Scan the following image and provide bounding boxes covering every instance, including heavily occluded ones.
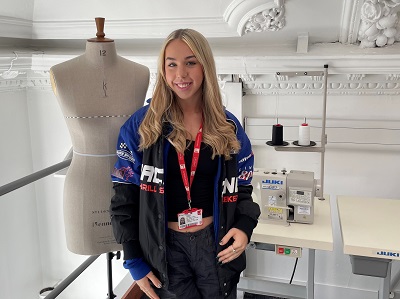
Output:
[50,41,150,255]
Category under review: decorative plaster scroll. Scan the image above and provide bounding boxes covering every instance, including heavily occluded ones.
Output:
[243,1,285,34]
[224,0,285,36]
[358,0,400,48]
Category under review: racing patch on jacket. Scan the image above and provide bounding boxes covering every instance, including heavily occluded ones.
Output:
[238,169,253,181]
[117,143,135,163]
[222,177,238,203]
[140,164,164,194]
[238,151,254,163]
[223,194,238,203]
[112,166,134,181]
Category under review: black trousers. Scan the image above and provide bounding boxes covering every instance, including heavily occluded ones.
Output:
[142,224,237,299]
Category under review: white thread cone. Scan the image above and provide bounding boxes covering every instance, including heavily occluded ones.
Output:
[298,123,310,146]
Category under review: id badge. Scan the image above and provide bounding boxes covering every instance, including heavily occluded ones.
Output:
[177,208,203,230]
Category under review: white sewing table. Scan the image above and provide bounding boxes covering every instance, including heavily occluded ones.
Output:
[238,195,333,299]
[337,196,400,299]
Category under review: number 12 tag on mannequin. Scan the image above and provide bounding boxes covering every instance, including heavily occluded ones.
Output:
[176,123,203,230]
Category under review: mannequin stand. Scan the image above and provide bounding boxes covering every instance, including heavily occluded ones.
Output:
[107,251,121,299]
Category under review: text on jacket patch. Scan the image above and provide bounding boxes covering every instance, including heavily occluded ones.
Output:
[141,165,164,184]
[222,177,238,203]
[140,165,164,194]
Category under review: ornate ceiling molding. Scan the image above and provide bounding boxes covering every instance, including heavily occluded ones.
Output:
[0,71,52,93]
[223,0,285,36]
[358,0,400,48]
[2,45,400,96]
[0,16,32,39]
[239,74,400,96]
[2,69,399,96]
[0,78,27,93]
[341,0,400,48]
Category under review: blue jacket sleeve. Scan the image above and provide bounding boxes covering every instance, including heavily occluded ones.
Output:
[109,114,144,260]
[226,111,260,241]
[124,258,151,281]
[111,120,142,185]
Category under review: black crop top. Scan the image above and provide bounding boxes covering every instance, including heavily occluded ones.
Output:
[166,141,218,222]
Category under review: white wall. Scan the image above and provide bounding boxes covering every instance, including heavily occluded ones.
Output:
[0,90,42,299]
[32,0,223,21]
[0,0,34,20]
[242,93,400,298]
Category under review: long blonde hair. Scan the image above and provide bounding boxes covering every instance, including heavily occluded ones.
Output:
[138,28,240,159]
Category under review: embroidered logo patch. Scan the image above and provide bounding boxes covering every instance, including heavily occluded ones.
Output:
[112,166,134,180]
[117,149,135,163]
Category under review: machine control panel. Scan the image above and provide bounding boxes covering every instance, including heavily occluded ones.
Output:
[253,168,316,224]
[288,188,312,205]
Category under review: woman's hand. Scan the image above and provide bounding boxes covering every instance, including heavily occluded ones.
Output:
[217,228,248,264]
[136,271,162,299]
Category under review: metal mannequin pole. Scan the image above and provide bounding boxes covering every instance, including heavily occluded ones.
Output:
[107,251,121,299]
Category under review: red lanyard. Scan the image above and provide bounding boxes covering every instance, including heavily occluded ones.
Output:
[177,124,203,210]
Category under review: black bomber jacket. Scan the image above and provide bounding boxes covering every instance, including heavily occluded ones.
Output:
[109,104,260,297]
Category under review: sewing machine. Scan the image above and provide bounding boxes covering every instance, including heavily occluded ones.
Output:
[252,168,320,224]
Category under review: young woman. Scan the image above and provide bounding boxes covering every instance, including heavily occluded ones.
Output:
[110,29,260,299]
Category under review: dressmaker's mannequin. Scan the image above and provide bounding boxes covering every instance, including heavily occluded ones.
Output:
[50,18,150,255]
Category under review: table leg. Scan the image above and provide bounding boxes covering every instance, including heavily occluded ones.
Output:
[307,249,315,299]
[379,261,392,299]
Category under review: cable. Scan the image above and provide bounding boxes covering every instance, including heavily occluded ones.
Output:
[289,257,298,284]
